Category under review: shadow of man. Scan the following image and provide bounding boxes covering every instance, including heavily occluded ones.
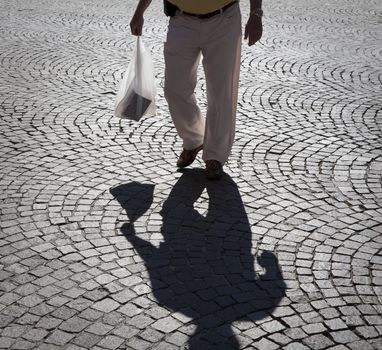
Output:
[110,169,286,349]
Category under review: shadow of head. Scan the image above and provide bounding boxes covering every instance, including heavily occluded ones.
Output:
[110,170,286,349]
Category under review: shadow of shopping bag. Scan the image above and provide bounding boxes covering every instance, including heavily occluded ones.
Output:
[114,37,156,121]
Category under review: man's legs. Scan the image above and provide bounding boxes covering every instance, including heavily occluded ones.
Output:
[201,4,242,165]
[164,15,205,151]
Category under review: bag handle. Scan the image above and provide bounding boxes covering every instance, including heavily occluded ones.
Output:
[135,37,142,93]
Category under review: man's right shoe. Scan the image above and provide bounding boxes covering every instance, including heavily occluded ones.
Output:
[176,144,203,168]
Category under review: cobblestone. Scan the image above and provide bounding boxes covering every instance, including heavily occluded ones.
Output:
[0,0,381,349]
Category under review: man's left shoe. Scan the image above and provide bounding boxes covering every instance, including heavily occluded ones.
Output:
[205,160,223,180]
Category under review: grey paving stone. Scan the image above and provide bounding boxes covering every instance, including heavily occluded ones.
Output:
[79,308,103,322]
[102,311,125,326]
[166,331,189,346]
[330,330,361,343]
[51,306,77,320]
[22,328,49,342]
[302,334,334,349]
[66,298,93,312]
[243,327,266,341]
[0,314,15,328]
[255,337,279,350]
[0,292,21,305]
[343,316,365,327]
[8,340,35,349]
[35,317,63,330]
[59,316,91,333]
[96,335,125,349]
[347,340,375,350]
[139,328,164,342]
[86,322,113,336]
[18,295,44,308]
[283,315,306,328]
[268,332,291,346]
[2,325,26,338]
[47,295,71,308]
[325,318,348,330]
[112,325,140,338]
[152,316,183,333]
[261,319,286,333]
[111,289,137,304]
[72,332,102,348]
[368,338,382,350]
[151,342,179,350]
[284,328,308,340]
[365,315,382,325]
[0,337,16,349]
[272,306,295,318]
[15,313,40,326]
[92,298,120,313]
[125,337,151,350]
[84,289,109,302]
[127,314,155,329]
[34,344,61,350]
[302,322,327,334]
[283,342,310,350]
[319,308,340,320]
[65,346,88,350]
[118,303,142,317]
[355,325,379,339]
[45,330,75,346]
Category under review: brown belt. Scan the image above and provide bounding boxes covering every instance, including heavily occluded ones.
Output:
[180,1,237,19]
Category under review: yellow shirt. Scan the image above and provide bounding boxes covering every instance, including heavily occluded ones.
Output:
[168,0,236,14]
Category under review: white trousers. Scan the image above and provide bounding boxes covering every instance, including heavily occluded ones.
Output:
[164,3,242,164]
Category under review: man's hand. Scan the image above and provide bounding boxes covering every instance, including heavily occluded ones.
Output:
[244,15,263,46]
[130,0,152,36]
[130,12,144,36]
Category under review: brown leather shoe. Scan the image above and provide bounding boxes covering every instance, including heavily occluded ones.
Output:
[176,144,203,168]
[205,160,223,180]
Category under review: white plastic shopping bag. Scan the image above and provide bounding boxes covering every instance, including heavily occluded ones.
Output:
[114,37,156,121]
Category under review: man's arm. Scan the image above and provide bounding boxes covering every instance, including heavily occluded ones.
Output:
[244,0,263,46]
[130,0,152,36]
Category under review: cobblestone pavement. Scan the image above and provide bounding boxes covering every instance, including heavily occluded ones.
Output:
[1,0,382,349]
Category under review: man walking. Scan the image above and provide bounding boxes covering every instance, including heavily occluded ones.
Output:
[130,0,263,179]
